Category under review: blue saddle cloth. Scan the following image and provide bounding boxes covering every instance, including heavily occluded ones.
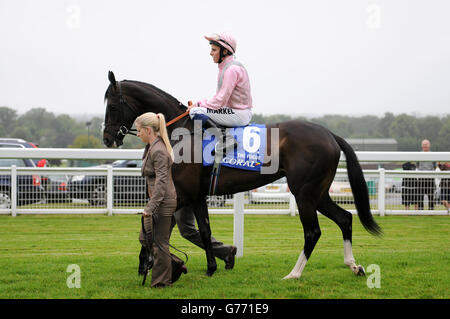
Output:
[202,123,266,172]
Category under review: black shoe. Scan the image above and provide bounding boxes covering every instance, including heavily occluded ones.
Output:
[224,246,237,270]
[172,264,188,284]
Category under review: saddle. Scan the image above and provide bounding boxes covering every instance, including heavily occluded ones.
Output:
[201,123,267,195]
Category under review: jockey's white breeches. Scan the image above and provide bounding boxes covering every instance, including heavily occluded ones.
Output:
[189,106,252,127]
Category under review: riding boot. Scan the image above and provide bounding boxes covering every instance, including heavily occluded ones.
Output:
[204,119,237,156]
[191,114,237,155]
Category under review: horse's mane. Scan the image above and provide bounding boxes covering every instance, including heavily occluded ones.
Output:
[104,79,185,109]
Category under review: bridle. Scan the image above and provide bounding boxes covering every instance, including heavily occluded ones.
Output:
[115,81,138,138]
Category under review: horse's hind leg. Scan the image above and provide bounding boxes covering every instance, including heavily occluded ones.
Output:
[283,196,321,280]
[317,195,365,276]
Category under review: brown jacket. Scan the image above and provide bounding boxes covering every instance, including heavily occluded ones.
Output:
[142,137,177,215]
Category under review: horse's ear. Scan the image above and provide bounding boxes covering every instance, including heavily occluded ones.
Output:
[108,71,117,91]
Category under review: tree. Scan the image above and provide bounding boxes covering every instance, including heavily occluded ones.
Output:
[121,136,144,149]
[349,115,380,138]
[376,112,395,138]
[436,118,450,151]
[84,116,104,140]
[69,135,103,149]
[15,108,57,146]
[251,113,267,124]
[389,114,420,151]
[335,120,354,137]
[0,105,448,152]
[416,116,442,145]
[389,114,419,138]
[9,126,32,141]
[51,114,84,147]
[0,106,18,135]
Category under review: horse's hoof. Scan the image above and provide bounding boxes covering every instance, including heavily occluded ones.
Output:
[357,265,366,276]
[205,266,217,277]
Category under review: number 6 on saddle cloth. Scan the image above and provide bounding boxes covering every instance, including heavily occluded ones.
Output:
[200,123,267,195]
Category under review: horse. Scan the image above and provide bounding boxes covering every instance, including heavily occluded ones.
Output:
[103,71,382,279]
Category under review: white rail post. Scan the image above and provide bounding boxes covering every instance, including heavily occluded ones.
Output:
[107,165,113,216]
[289,192,296,216]
[233,192,244,257]
[378,168,385,216]
[11,165,17,217]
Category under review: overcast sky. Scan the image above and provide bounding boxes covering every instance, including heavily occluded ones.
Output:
[1,0,449,117]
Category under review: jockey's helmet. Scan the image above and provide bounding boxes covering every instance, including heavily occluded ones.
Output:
[204,32,236,55]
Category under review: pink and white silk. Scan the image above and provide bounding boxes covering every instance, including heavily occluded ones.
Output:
[197,55,252,111]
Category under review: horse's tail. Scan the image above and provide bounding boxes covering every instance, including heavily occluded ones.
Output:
[332,134,382,236]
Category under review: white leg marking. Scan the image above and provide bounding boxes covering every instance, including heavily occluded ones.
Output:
[344,240,355,265]
[283,250,308,280]
[344,240,360,274]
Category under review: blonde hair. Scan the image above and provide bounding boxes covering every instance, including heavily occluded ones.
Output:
[135,112,174,161]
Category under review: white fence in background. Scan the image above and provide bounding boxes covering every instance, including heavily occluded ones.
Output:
[0,148,449,217]
[1,148,449,256]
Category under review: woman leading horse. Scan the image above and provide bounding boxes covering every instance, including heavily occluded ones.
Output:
[103,71,381,280]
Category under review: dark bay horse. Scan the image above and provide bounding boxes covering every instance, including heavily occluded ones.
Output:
[103,71,381,279]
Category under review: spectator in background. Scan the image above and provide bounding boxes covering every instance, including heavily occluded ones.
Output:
[401,162,417,210]
[437,162,450,212]
[416,139,437,210]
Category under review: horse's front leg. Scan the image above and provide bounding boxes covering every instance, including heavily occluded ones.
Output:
[192,198,217,276]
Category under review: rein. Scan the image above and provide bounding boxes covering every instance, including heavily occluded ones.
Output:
[121,110,189,137]
[165,110,190,127]
[164,100,191,127]
[117,93,190,138]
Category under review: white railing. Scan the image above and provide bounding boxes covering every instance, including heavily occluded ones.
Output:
[1,148,449,257]
[0,148,449,217]
[2,147,450,162]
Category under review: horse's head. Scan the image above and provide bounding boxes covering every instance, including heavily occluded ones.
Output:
[103,71,138,147]
[103,71,191,147]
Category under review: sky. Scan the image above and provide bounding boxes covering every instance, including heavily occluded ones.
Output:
[0,0,449,118]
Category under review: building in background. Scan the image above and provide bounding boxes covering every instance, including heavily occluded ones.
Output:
[346,138,398,151]
[345,138,398,169]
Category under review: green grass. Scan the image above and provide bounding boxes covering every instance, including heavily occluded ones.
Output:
[0,214,448,299]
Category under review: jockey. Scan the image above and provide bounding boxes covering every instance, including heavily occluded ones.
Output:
[188,32,253,154]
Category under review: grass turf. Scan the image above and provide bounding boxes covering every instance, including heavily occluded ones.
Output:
[0,214,448,299]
